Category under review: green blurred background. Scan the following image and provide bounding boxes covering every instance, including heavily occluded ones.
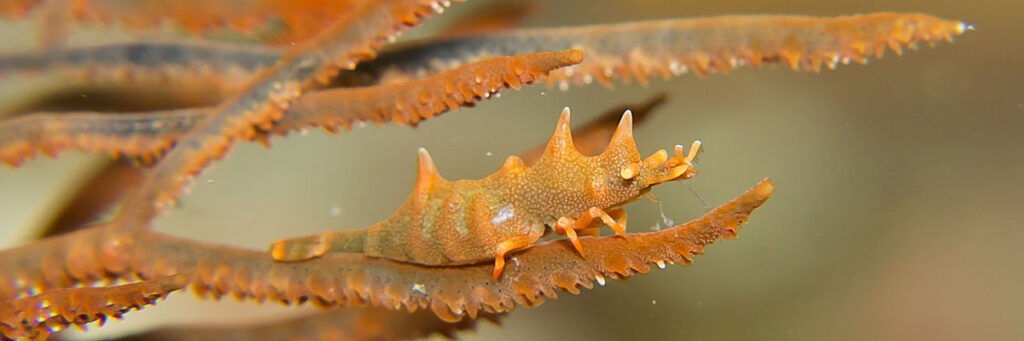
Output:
[0,0,1020,339]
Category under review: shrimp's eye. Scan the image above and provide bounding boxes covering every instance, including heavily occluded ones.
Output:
[620,163,640,180]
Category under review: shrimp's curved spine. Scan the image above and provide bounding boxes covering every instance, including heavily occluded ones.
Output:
[0,50,582,167]
[270,106,702,280]
[519,93,666,164]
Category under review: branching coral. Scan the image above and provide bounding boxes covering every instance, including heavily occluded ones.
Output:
[0,1,969,339]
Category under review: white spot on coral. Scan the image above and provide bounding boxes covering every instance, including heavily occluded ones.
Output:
[412,283,426,294]
[595,275,606,286]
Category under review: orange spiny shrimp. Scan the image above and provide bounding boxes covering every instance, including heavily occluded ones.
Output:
[269,107,702,280]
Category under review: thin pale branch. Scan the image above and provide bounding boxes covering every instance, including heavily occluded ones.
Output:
[0,40,280,95]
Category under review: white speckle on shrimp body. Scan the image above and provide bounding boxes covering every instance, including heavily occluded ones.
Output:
[491,204,515,227]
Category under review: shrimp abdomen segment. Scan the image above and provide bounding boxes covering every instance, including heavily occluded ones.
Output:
[363,186,543,266]
[363,150,544,267]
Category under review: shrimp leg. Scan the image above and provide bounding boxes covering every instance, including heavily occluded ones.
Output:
[555,207,628,257]
[493,236,535,280]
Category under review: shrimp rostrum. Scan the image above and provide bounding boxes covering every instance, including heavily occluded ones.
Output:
[270,107,702,280]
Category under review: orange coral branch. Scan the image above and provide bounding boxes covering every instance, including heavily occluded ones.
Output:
[125,307,500,341]
[0,0,361,45]
[135,178,771,322]
[0,12,968,96]
[0,178,770,321]
[0,275,186,340]
[0,224,131,299]
[70,0,357,44]
[0,109,200,167]
[0,49,581,166]
[362,13,970,88]
[115,0,462,223]
[267,48,583,131]
[0,0,40,18]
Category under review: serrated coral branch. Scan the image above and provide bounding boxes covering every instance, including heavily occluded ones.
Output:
[0,49,581,167]
[0,95,663,301]
[0,13,969,95]
[268,48,583,131]
[0,0,362,46]
[0,178,771,323]
[115,0,465,223]
[361,13,970,88]
[124,306,501,341]
[0,275,186,340]
[134,179,771,322]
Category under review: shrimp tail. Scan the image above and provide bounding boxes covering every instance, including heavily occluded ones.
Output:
[270,229,367,261]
